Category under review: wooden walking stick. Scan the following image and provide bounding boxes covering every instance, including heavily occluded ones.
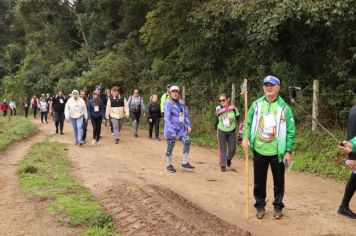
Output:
[240,79,249,219]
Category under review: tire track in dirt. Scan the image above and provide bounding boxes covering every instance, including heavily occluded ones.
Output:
[98,181,251,236]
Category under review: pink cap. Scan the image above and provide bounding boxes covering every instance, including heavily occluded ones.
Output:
[170,85,180,92]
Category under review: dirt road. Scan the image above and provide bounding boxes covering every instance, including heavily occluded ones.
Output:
[1,118,355,235]
[43,119,355,236]
[0,129,78,236]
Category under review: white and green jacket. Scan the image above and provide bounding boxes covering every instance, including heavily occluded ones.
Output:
[243,95,296,162]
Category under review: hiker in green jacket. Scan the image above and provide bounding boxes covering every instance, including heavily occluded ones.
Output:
[160,84,171,116]
[242,75,296,220]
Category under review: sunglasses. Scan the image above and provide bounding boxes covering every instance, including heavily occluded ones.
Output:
[219,99,226,102]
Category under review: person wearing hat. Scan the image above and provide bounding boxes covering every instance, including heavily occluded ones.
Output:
[164,85,195,173]
[242,75,296,219]
[1,99,9,117]
[338,104,356,219]
[105,86,129,144]
[88,90,106,145]
[160,84,171,117]
[65,90,88,146]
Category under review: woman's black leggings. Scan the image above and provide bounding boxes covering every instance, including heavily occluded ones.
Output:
[91,116,102,142]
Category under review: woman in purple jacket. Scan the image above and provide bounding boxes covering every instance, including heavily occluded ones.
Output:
[164,85,195,173]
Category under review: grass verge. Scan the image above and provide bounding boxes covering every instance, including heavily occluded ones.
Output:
[0,116,34,151]
[17,140,119,235]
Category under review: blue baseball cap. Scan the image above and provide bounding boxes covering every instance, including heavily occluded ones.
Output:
[263,75,280,85]
[95,85,102,90]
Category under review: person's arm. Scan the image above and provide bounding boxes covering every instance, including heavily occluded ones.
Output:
[164,102,175,136]
[146,103,152,119]
[83,100,88,120]
[64,100,70,120]
[105,98,111,120]
[124,98,129,117]
[285,106,296,153]
[100,101,105,121]
[87,101,92,120]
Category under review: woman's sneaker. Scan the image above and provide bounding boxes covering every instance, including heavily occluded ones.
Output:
[227,159,232,167]
[182,163,195,171]
[115,139,120,144]
[167,165,176,173]
[221,166,226,172]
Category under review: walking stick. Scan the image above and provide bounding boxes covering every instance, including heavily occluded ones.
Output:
[240,79,249,219]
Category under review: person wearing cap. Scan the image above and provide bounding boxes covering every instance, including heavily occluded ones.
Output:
[52,90,67,135]
[88,90,106,145]
[160,84,171,116]
[65,90,88,146]
[338,104,356,219]
[105,86,129,144]
[128,89,145,138]
[1,99,9,117]
[242,75,296,219]
[164,85,195,173]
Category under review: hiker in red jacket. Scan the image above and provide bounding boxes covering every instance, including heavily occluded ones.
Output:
[1,99,9,117]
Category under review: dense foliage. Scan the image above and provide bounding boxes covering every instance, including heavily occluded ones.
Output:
[0,0,355,129]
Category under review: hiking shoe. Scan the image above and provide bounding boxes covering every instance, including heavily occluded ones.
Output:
[79,141,84,146]
[182,163,195,171]
[256,208,265,219]
[56,129,59,134]
[135,134,138,138]
[273,208,283,219]
[156,137,161,141]
[227,159,232,167]
[115,139,120,144]
[91,140,96,145]
[221,166,226,172]
[338,207,356,219]
[167,165,176,173]
[60,131,64,135]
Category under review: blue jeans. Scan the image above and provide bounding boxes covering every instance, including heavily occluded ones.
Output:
[70,116,84,145]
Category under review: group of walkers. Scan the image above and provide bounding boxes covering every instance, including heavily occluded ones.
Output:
[1,75,355,221]
[1,99,17,117]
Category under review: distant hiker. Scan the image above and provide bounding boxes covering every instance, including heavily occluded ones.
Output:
[147,94,161,141]
[80,90,89,144]
[1,99,9,117]
[9,99,16,116]
[105,86,129,144]
[128,89,145,137]
[160,84,171,117]
[338,104,356,219]
[215,94,240,172]
[39,98,48,124]
[65,90,88,146]
[164,85,195,173]
[47,94,54,122]
[23,97,30,118]
[30,95,39,119]
[52,90,67,135]
[88,91,105,145]
[242,75,296,220]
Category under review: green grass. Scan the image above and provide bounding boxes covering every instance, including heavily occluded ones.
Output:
[293,130,351,181]
[0,116,34,150]
[18,141,119,235]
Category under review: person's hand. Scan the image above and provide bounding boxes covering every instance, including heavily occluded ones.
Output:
[149,118,152,123]
[340,141,353,154]
[242,139,250,151]
[347,160,356,169]
[188,127,192,133]
[172,132,176,139]
[284,152,293,165]
[66,118,70,123]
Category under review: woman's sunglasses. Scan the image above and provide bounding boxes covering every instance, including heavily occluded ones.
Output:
[219,99,226,102]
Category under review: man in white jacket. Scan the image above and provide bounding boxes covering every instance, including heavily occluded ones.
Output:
[65,90,88,146]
